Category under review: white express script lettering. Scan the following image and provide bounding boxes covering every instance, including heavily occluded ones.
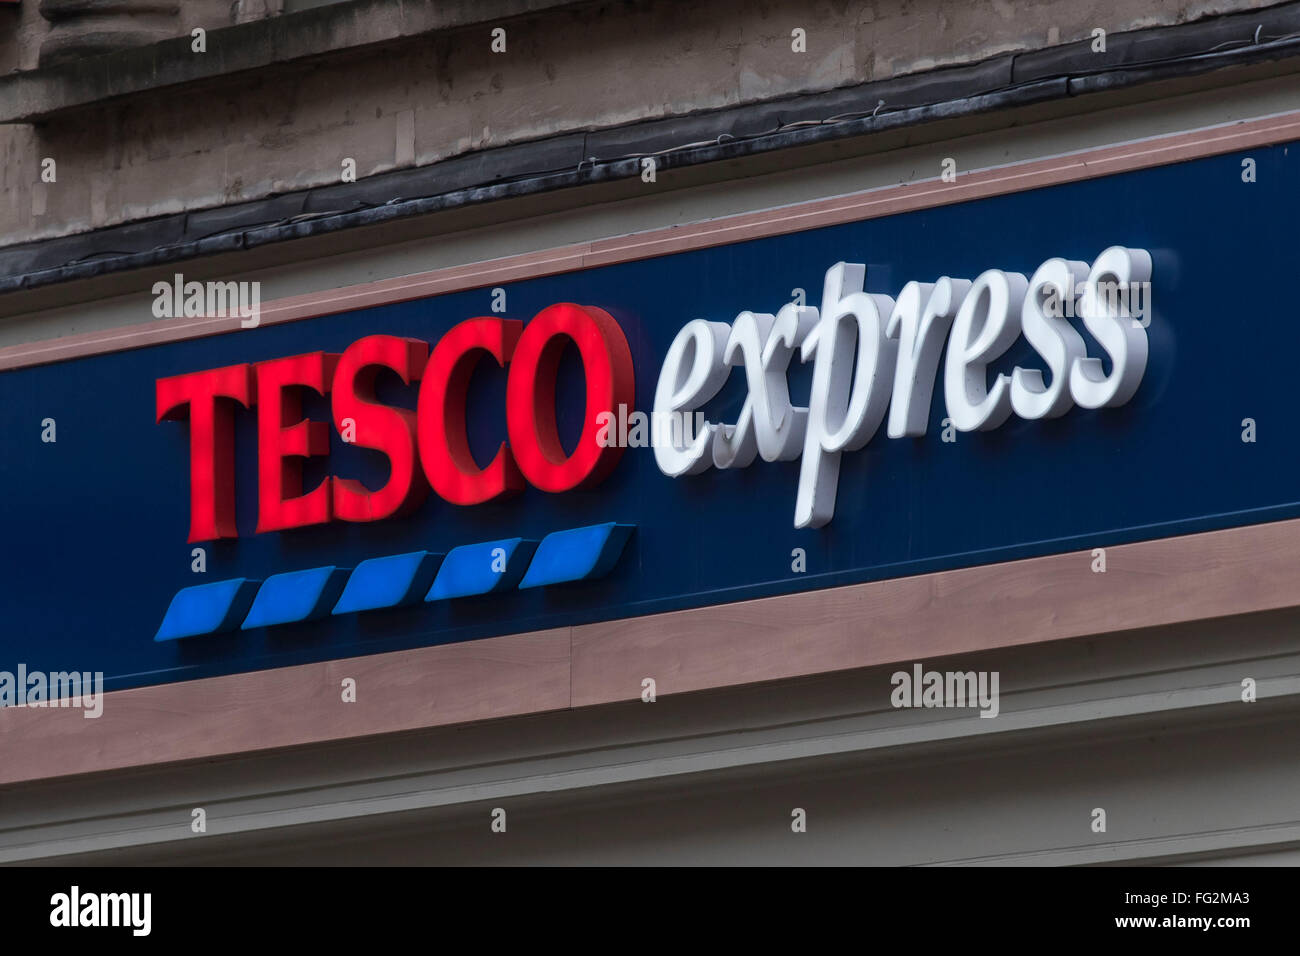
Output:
[652,247,1153,528]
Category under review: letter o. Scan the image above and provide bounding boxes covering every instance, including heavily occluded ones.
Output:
[506,303,635,492]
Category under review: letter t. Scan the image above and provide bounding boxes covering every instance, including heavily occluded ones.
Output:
[156,363,255,542]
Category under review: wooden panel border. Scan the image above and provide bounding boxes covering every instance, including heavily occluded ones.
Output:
[0,629,573,787]
[3,109,1300,372]
[571,516,1300,706]
[5,516,1300,785]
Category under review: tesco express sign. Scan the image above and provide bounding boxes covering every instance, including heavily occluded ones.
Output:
[157,246,1151,537]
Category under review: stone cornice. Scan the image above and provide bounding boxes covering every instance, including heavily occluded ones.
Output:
[0,0,602,124]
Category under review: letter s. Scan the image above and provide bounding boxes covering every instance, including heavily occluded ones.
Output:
[331,335,429,522]
[1070,246,1151,409]
[1011,258,1088,420]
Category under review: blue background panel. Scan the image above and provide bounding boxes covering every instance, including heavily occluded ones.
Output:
[2,142,1297,692]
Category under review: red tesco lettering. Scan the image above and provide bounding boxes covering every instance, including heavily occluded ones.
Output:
[156,303,635,543]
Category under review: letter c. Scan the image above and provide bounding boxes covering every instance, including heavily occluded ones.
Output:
[418,317,524,505]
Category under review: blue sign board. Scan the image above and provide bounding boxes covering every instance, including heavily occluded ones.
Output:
[1,141,1295,693]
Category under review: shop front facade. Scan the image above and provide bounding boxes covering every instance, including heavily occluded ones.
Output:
[2,0,1300,865]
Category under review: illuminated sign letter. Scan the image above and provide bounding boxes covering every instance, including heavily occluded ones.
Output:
[506,303,634,492]
[331,335,429,522]
[417,316,524,505]
[255,352,338,533]
[943,269,1027,433]
[1011,259,1089,421]
[653,318,730,477]
[1070,246,1151,409]
[795,262,897,529]
[712,303,817,468]
[156,363,254,543]
[886,277,970,437]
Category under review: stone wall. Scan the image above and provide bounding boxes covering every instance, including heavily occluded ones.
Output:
[0,0,1284,249]
[0,0,256,73]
